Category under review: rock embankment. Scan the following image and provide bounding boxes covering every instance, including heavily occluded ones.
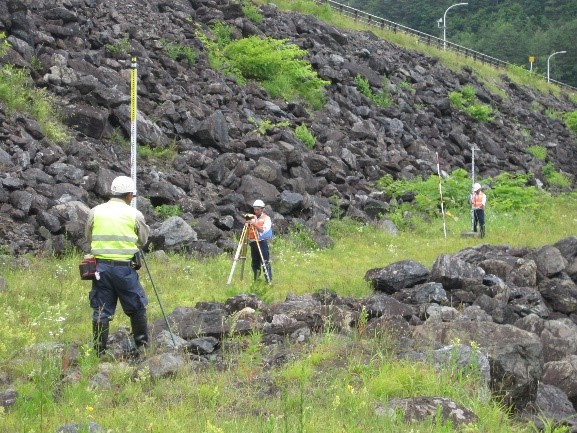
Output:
[1,0,576,255]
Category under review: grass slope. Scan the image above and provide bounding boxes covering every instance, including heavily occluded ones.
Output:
[1,201,576,431]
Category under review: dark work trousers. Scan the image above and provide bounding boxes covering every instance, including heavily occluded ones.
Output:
[473,208,485,232]
[250,240,272,282]
[89,261,149,322]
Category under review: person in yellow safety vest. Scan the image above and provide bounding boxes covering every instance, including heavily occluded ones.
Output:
[247,199,273,282]
[84,175,151,357]
[469,183,486,237]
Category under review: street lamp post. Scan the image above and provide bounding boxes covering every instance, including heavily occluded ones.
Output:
[439,2,468,51]
[547,51,566,83]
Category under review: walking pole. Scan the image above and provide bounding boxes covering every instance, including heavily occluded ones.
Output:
[227,225,249,285]
[435,152,447,239]
[139,250,176,347]
[249,225,271,284]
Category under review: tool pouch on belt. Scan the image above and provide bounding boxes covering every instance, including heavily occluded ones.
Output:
[131,252,142,270]
[79,255,97,280]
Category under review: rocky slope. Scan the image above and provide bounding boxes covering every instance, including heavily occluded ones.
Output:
[0,0,576,255]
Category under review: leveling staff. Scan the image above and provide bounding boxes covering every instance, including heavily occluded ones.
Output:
[247,199,273,282]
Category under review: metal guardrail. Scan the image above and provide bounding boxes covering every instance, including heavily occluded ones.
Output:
[321,0,577,92]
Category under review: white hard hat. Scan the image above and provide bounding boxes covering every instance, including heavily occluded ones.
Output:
[252,199,265,208]
[473,183,482,192]
[111,176,136,195]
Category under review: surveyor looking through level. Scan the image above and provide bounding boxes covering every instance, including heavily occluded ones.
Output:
[469,183,486,237]
[84,175,151,357]
[247,199,273,282]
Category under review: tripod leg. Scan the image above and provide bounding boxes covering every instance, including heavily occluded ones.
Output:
[227,225,248,285]
[259,241,272,283]
[239,228,248,281]
[251,226,271,284]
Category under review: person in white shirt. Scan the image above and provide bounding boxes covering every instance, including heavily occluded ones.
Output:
[247,199,273,282]
[469,183,487,237]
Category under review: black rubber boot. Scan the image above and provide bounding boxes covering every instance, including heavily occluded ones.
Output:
[92,320,109,357]
[130,311,149,349]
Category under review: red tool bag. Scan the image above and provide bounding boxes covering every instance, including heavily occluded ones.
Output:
[79,255,97,280]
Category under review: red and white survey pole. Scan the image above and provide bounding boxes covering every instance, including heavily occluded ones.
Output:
[436,152,447,239]
[130,53,138,208]
[471,145,477,231]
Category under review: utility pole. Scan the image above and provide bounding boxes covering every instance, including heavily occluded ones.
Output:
[440,3,468,51]
[547,51,566,83]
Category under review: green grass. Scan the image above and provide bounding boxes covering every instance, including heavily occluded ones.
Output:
[527,145,547,160]
[354,74,392,108]
[449,85,495,122]
[241,0,264,23]
[0,64,70,143]
[294,123,316,149]
[154,203,183,219]
[1,196,577,431]
[137,142,178,161]
[105,37,131,56]
[160,38,197,67]
[565,109,577,132]
[0,33,69,144]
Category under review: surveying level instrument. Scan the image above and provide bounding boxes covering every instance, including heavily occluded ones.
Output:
[227,217,271,285]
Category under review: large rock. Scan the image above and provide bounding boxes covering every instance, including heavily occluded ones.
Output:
[413,321,543,410]
[521,383,577,433]
[429,254,485,291]
[376,396,479,427]
[530,245,567,278]
[541,355,577,407]
[538,278,577,314]
[62,104,109,139]
[150,216,198,252]
[364,259,430,294]
[516,315,577,363]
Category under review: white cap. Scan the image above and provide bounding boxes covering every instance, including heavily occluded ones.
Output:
[111,176,136,195]
[473,183,482,192]
[252,199,265,208]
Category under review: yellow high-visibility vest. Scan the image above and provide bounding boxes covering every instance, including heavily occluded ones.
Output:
[91,201,139,259]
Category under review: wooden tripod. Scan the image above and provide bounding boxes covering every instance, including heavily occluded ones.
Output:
[226,222,271,285]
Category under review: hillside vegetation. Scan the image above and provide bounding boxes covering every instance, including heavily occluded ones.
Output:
[346,0,577,87]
